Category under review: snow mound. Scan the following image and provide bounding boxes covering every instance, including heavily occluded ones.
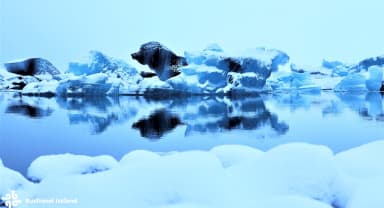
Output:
[210,145,263,168]
[335,140,384,178]
[27,154,118,182]
[2,141,384,207]
[0,160,30,197]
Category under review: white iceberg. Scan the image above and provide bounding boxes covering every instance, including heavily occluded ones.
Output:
[181,44,289,93]
[335,66,383,92]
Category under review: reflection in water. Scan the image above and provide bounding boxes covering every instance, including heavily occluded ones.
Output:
[3,92,383,138]
[132,109,182,139]
[4,96,54,118]
[57,96,137,134]
[180,97,289,136]
[6,104,53,118]
[335,92,384,121]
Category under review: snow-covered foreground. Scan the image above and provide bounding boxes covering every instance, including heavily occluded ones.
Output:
[1,141,383,208]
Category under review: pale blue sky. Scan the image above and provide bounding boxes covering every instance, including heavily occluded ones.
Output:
[1,0,383,70]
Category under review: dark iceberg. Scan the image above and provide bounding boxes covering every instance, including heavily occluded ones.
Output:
[131,41,188,81]
[4,58,60,76]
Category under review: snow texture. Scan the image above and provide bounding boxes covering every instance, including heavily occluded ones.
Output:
[27,154,118,182]
[1,141,384,208]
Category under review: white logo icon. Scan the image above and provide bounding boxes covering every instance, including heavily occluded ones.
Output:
[1,190,21,208]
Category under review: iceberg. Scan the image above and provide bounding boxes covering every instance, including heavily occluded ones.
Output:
[4,58,60,76]
[131,41,188,81]
[56,73,121,96]
[365,66,383,91]
[268,70,322,92]
[178,44,289,94]
[64,51,142,95]
[354,55,384,71]
[335,66,383,92]
[322,59,350,77]
[2,75,40,90]
[2,45,384,95]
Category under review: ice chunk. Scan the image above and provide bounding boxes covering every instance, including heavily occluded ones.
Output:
[335,66,383,92]
[22,80,58,96]
[131,42,188,81]
[68,51,138,77]
[355,55,384,71]
[2,76,39,90]
[183,44,289,93]
[4,58,60,76]
[268,70,322,92]
[365,66,383,91]
[27,154,118,182]
[56,73,120,96]
[334,73,367,92]
[167,65,227,94]
[185,45,289,74]
[322,59,350,77]
[67,51,142,94]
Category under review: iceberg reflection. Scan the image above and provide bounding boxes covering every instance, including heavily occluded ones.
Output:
[4,92,382,138]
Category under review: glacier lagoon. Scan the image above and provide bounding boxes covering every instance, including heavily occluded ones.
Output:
[0,91,383,177]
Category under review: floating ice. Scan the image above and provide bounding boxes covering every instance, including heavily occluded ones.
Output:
[131,42,187,81]
[4,58,60,76]
[365,66,383,91]
[335,66,384,92]
[354,55,384,71]
[179,44,290,93]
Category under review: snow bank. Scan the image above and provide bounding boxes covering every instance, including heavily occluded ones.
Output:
[335,140,384,178]
[1,141,383,208]
[0,161,30,197]
[27,154,118,182]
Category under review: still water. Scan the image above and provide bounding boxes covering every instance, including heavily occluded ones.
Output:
[0,91,383,176]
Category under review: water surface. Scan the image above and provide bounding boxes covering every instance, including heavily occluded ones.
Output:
[0,91,383,176]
